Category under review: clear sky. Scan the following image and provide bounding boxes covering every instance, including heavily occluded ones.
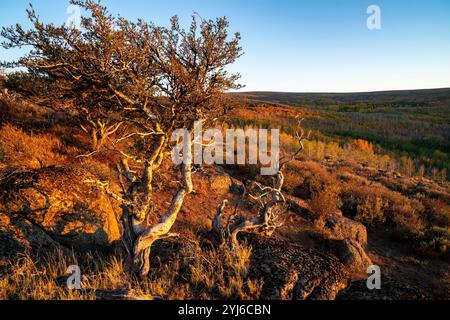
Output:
[1,0,449,92]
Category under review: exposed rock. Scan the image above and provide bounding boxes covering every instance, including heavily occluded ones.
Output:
[326,238,372,274]
[194,166,232,195]
[0,166,121,253]
[285,194,312,219]
[333,209,343,217]
[248,236,349,300]
[0,213,62,260]
[325,214,367,247]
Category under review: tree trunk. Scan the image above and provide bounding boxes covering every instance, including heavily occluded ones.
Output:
[212,171,285,248]
[121,156,193,278]
[91,129,99,151]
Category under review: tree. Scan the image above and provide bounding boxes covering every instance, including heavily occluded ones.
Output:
[1,0,242,277]
[400,156,414,177]
[211,117,310,247]
[417,164,426,178]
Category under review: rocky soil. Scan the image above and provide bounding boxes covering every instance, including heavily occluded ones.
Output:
[2,163,432,300]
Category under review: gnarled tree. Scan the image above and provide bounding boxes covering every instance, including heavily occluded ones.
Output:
[211,117,310,247]
[1,0,242,277]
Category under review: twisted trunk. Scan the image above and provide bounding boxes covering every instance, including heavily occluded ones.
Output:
[120,135,193,277]
[212,171,285,247]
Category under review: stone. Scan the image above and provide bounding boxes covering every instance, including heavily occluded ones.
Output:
[327,238,372,274]
[0,167,121,254]
[285,194,312,219]
[0,213,62,259]
[248,236,349,300]
[194,166,232,195]
[325,214,367,247]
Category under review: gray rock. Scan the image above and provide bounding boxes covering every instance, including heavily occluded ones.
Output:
[248,236,349,300]
[325,215,368,247]
[327,238,373,274]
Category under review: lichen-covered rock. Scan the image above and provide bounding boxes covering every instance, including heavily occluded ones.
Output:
[326,238,372,274]
[0,166,121,252]
[194,166,232,195]
[285,194,312,219]
[248,236,349,300]
[0,213,62,260]
[325,215,367,247]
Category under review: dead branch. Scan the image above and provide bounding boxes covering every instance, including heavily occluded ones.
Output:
[211,116,309,247]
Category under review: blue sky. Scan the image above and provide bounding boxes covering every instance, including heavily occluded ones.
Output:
[1,0,449,92]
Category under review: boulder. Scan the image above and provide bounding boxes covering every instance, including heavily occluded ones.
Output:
[325,214,367,247]
[0,213,62,260]
[285,194,312,219]
[194,166,232,195]
[248,236,349,300]
[0,166,121,253]
[327,238,372,274]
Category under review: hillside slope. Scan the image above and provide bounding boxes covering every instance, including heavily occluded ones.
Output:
[0,96,449,300]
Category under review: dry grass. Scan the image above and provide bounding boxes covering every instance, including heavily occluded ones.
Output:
[0,241,262,300]
[0,123,66,169]
[0,249,125,300]
[184,242,262,300]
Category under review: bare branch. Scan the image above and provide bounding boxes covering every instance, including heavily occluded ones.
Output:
[84,179,125,203]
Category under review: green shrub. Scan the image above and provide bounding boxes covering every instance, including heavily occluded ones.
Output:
[420,226,450,253]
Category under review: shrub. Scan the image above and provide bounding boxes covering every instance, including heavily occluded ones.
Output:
[309,185,340,223]
[341,183,387,226]
[354,196,386,226]
[421,226,450,254]
[420,197,450,228]
[284,161,337,199]
[389,201,425,240]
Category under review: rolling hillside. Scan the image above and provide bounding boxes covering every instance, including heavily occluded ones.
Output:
[231,89,450,182]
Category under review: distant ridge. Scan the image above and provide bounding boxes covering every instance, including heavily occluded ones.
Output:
[231,88,450,104]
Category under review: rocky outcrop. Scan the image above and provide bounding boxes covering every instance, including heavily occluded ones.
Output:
[193,166,233,195]
[321,214,371,274]
[0,166,121,256]
[285,194,312,219]
[0,213,62,260]
[326,238,372,274]
[248,236,349,300]
[324,214,368,247]
[337,278,432,300]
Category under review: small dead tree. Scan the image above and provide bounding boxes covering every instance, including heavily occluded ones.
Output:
[1,0,242,277]
[79,110,123,152]
[211,117,310,247]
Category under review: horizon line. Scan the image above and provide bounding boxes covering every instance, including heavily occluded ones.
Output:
[231,87,450,95]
